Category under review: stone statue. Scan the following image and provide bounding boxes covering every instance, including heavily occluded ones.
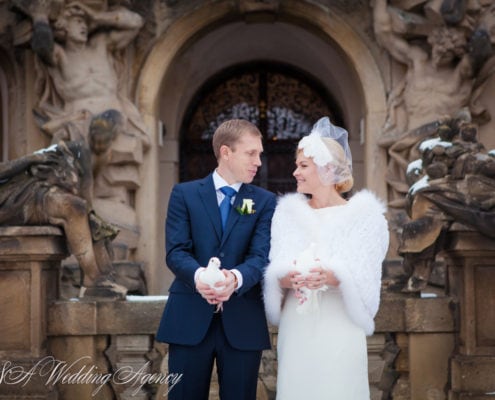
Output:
[373,0,492,207]
[398,118,495,292]
[10,0,150,294]
[470,2,495,124]
[0,139,127,299]
[14,0,149,230]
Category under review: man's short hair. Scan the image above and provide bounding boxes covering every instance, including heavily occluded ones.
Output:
[212,119,262,159]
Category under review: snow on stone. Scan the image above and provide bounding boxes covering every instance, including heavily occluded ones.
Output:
[419,137,452,152]
[407,159,423,175]
[409,175,429,195]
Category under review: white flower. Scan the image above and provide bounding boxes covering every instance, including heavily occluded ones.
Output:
[298,133,334,167]
[237,198,256,215]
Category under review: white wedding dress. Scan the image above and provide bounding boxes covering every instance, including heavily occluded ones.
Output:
[275,286,370,400]
[265,193,389,400]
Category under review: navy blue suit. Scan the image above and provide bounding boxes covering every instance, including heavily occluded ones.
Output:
[156,174,276,399]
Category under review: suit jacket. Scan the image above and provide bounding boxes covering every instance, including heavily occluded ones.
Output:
[156,174,276,351]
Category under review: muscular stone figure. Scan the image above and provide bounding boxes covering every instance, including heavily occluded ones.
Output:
[10,1,150,292]
[373,0,492,207]
[19,0,150,228]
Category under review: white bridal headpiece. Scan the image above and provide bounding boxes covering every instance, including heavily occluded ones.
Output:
[298,117,353,186]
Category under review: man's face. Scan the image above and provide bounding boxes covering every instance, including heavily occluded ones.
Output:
[219,133,263,184]
[89,127,114,155]
[66,16,88,43]
[431,44,455,68]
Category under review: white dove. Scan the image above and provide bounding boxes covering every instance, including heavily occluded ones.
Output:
[199,257,226,312]
[294,242,328,314]
[199,257,226,290]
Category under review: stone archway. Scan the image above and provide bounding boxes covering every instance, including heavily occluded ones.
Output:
[0,47,14,162]
[0,65,6,162]
[135,0,387,293]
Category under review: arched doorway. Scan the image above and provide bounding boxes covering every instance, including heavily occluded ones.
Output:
[181,62,342,194]
[136,1,387,293]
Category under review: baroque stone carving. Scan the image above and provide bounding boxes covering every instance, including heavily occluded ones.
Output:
[11,0,150,295]
[0,139,127,299]
[13,2,147,210]
[397,117,495,291]
[373,0,493,208]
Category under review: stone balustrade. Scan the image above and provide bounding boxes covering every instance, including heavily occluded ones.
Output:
[2,225,494,399]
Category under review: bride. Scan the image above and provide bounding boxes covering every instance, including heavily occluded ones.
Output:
[263,117,389,399]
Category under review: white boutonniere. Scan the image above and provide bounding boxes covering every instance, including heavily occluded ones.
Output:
[236,198,256,215]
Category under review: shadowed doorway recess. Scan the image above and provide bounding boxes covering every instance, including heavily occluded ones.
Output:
[181,62,343,194]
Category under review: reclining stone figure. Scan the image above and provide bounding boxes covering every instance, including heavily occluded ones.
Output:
[0,139,126,300]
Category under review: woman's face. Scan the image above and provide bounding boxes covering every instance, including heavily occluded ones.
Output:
[293,151,322,194]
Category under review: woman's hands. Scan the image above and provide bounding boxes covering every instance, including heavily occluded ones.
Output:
[305,267,339,289]
[279,270,306,290]
[280,267,339,290]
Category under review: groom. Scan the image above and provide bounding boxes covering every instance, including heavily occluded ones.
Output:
[156,119,276,399]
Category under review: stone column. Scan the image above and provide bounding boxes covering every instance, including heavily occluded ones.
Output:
[444,225,495,399]
[0,226,67,399]
[375,292,456,400]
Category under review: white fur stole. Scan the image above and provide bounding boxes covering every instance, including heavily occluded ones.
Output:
[263,190,389,335]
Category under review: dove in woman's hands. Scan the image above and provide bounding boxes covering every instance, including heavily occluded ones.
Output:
[294,243,328,314]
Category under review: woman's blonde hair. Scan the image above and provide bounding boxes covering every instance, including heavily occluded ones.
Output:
[319,137,354,193]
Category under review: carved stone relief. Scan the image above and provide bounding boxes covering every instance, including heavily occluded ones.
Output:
[397,117,495,291]
[0,142,127,299]
[373,0,494,209]
[9,0,150,296]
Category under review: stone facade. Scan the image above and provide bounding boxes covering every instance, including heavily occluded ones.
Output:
[1,0,495,398]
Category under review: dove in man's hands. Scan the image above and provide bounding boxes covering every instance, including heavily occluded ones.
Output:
[199,257,226,312]
[199,257,226,290]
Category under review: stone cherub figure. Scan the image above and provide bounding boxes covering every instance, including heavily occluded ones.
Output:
[399,117,495,292]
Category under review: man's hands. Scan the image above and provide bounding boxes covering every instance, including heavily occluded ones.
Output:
[196,269,237,305]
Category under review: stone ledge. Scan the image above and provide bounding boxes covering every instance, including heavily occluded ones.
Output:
[376,295,455,333]
[48,294,455,337]
[444,225,495,255]
[0,226,63,236]
[47,297,167,336]
[0,225,67,261]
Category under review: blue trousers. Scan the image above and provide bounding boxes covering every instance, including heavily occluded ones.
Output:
[167,313,262,400]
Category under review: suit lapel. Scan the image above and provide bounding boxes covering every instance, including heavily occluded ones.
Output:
[198,175,222,241]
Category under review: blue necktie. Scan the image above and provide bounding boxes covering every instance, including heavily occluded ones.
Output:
[219,186,236,231]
